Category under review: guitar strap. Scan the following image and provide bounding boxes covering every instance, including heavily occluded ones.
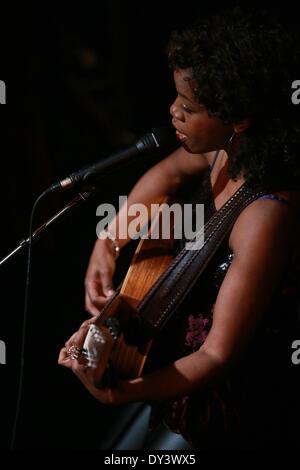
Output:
[137,183,268,333]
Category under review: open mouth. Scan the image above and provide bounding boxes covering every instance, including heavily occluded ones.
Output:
[175,129,188,142]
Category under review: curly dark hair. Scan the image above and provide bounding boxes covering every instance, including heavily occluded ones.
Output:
[167,7,300,189]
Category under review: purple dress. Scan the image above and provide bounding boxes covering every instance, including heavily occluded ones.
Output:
[147,161,300,449]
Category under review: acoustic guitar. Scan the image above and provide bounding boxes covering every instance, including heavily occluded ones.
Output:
[82,198,175,385]
[76,184,267,387]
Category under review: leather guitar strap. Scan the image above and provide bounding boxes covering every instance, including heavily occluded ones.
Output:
[137,184,267,332]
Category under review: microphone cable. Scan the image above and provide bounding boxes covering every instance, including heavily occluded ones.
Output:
[10,189,49,450]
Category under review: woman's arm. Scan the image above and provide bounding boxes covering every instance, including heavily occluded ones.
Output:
[106,146,212,247]
[84,146,212,314]
[64,197,297,404]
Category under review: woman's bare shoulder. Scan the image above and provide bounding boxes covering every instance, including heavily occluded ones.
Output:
[229,193,299,259]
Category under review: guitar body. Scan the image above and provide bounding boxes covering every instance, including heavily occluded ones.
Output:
[83,199,175,386]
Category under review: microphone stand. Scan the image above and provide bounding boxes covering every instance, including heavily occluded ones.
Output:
[0,184,98,267]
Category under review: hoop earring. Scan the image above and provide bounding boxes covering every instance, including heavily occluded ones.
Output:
[228,132,236,146]
[227,131,236,153]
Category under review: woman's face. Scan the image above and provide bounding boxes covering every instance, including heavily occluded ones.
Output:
[170,69,233,154]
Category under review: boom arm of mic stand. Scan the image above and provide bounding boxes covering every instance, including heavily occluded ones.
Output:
[0,185,98,267]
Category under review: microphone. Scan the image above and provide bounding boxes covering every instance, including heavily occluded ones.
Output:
[47,126,176,193]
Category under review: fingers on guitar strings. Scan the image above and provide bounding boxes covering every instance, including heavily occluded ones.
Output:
[67,344,82,360]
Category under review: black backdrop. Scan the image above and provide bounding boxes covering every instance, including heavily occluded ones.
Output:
[0,0,298,450]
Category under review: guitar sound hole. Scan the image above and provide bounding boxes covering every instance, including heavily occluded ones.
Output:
[122,316,150,351]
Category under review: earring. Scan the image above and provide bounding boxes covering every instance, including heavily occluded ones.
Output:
[228,132,236,146]
[227,131,237,154]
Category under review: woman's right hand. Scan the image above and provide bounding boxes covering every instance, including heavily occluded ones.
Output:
[84,238,118,316]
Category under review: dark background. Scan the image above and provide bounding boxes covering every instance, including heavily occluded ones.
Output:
[0,1,299,450]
